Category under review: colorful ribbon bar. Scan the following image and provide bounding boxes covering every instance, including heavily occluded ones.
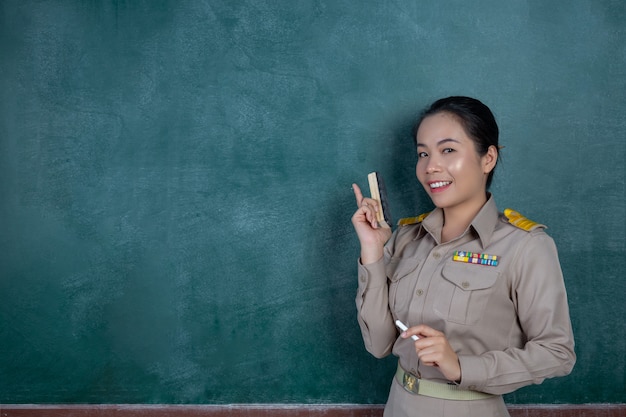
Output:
[453,251,499,266]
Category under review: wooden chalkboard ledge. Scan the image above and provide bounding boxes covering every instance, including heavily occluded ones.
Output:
[1,404,626,416]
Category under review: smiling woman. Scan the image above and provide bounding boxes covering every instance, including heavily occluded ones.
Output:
[415,100,499,242]
[350,96,576,417]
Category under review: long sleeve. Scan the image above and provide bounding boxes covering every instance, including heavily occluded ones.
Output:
[457,232,576,395]
[355,257,397,358]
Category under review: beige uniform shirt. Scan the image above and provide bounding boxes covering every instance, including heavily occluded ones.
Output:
[356,196,575,395]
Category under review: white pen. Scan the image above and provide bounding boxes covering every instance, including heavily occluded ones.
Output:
[395,319,419,341]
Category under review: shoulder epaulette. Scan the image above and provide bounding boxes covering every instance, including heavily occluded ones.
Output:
[397,212,430,227]
[503,208,546,231]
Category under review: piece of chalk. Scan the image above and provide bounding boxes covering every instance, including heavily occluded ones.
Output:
[395,319,419,341]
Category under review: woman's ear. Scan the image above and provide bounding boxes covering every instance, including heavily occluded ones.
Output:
[482,145,498,174]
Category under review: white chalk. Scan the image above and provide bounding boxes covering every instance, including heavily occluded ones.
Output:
[395,319,419,341]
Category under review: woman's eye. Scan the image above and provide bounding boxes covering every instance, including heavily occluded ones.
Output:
[417,151,428,158]
[442,148,455,154]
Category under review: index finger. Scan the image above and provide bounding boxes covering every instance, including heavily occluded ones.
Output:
[352,183,364,206]
[409,324,443,339]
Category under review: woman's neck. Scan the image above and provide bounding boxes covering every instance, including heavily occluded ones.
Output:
[440,193,489,243]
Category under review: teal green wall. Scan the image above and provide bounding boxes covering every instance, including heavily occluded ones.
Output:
[1,0,624,404]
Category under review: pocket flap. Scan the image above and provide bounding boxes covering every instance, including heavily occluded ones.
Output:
[387,257,421,283]
[441,262,499,290]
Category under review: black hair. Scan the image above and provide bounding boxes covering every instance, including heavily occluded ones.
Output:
[413,96,500,189]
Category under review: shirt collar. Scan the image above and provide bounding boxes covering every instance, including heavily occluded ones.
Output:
[419,194,499,248]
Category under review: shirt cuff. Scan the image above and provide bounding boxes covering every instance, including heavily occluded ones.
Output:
[457,354,488,392]
[357,257,387,290]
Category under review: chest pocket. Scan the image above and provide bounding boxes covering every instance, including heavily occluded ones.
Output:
[387,257,421,316]
[434,262,499,325]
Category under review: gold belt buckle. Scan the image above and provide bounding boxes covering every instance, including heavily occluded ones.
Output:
[402,371,420,395]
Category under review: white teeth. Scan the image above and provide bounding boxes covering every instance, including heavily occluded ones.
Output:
[430,181,451,189]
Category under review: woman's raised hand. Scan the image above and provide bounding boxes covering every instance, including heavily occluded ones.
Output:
[351,183,392,264]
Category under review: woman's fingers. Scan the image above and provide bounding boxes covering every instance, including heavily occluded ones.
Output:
[352,183,364,205]
[401,324,461,382]
[353,184,378,210]
[352,183,382,229]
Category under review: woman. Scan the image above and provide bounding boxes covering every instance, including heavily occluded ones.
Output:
[351,96,575,417]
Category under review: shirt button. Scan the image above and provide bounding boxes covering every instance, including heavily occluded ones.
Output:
[416,289,424,296]
[432,252,441,260]
[462,281,470,289]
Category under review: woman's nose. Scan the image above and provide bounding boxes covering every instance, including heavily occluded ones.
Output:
[425,157,441,174]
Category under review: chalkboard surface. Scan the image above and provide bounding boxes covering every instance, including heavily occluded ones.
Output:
[1,0,624,405]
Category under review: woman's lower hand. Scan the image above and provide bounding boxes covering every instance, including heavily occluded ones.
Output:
[401,324,462,383]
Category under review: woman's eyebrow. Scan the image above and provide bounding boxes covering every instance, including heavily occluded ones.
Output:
[416,138,461,148]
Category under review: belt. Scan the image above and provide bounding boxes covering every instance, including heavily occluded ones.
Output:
[395,363,494,401]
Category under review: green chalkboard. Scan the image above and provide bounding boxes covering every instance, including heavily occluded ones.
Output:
[1,0,624,405]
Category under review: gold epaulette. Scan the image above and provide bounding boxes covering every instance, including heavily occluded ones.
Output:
[397,212,430,227]
[503,208,546,231]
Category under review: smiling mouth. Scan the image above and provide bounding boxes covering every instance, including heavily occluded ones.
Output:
[429,181,452,189]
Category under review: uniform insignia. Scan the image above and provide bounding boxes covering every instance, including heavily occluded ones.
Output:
[397,212,430,227]
[453,251,499,266]
[503,208,546,232]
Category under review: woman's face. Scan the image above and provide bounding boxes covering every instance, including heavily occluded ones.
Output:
[415,112,496,212]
